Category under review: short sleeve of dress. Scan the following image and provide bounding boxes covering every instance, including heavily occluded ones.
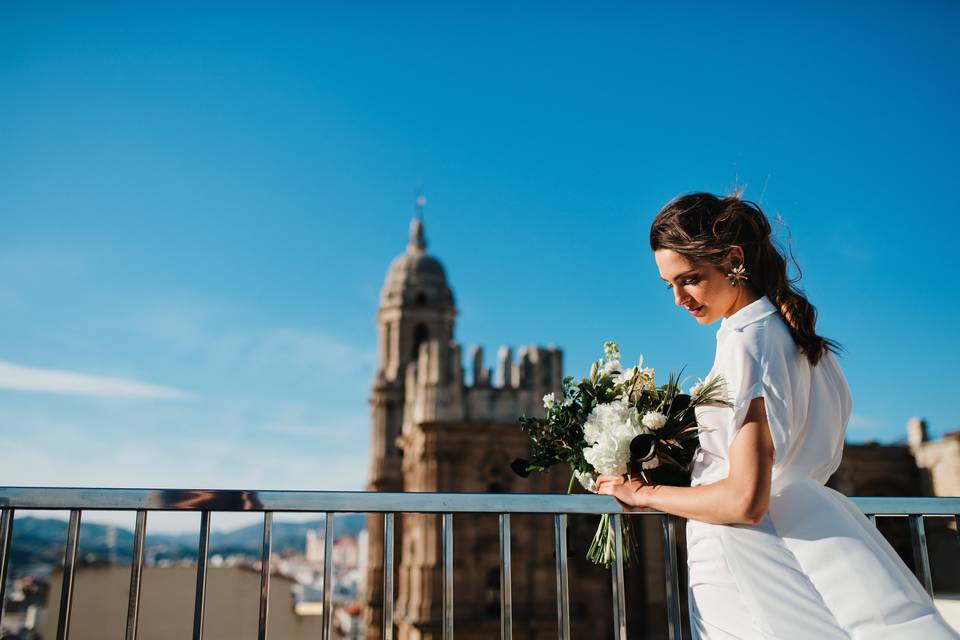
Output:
[723,325,792,467]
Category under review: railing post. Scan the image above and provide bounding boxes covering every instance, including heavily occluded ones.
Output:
[553,514,570,640]
[322,512,335,640]
[499,513,513,640]
[258,512,272,640]
[125,510,147,640]
[0,508,13,624]
[383,512,394,640]
[611,514,627,640]
[661,514,682,640]
[56,509,82,640]
[443,512,454,640]
[909,514,934,597]
[193,511,211,640]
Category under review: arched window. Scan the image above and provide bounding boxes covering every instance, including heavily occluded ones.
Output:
[415,291,428,306]
[411,324,429,359]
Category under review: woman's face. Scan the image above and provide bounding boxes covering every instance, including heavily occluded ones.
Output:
[654,248,745,325]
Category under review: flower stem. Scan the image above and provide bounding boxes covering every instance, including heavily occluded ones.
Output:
[561,470,580,531]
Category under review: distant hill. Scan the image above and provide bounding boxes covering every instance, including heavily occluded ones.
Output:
[6,514,367,574]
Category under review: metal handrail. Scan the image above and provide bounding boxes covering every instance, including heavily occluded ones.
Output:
[1,487,958,640]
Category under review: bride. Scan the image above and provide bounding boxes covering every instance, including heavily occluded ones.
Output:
[596,192,958,639]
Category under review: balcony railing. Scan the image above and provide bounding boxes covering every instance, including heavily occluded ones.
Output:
[1,488,958,640]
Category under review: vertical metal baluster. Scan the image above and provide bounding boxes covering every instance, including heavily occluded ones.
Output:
[322,512,334,640]
[553,514,570,640]
[258,512,272,640]
[499,513,512,640]
[383,512,394,640]
[661,515,682,640]
[193,511,211,640]
[610,514,627,640]
[56,509,82,640]
[125,510,147,640]
[0,508,13,624]
[909,514,934,597]
[443,513,454,640]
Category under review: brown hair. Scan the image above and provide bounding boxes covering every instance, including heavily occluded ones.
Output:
[649,192,843,366]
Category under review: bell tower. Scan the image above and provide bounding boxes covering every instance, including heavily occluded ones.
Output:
[368,201,456,489]
[365,198,456,638]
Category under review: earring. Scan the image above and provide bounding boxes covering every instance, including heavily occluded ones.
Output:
[727,263,749,287]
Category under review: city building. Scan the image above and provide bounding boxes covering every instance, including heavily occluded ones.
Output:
[40,564,338,639]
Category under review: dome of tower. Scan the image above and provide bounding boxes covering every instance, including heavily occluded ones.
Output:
[380,217,455,309]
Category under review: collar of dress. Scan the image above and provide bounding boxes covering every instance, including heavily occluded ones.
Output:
[718,295,778,334]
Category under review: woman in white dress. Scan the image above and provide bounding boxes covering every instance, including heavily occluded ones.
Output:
[596,192,958,639]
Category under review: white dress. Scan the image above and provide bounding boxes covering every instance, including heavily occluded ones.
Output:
[687,295,958,639]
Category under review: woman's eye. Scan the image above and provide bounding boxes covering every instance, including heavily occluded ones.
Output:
[667,277,699,289]
[666,276,699,290]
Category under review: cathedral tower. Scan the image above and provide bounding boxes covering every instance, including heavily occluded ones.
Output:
[368,213,456,490]
[365,209,456,637]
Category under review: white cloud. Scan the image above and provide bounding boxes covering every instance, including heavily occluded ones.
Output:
[0,360,193,400]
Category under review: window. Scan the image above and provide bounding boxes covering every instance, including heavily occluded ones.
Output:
[411,324,429,359]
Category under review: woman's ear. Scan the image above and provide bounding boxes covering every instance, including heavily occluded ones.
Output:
[725,245,746,268]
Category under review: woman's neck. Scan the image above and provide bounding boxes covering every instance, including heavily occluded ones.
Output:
[723,288,761,319]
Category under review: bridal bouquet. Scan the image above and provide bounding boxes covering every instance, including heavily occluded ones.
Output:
[510,341,731,568]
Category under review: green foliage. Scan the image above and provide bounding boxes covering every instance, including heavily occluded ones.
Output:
[518,348,732,484]
[514,343,736,568]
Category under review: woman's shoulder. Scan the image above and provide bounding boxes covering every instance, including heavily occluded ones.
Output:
[719,311,795,363]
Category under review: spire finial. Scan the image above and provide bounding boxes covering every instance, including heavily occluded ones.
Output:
[408,191,427,252]
[415,191,427,218]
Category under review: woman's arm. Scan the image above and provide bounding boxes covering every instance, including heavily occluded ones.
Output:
[596,397,775,525]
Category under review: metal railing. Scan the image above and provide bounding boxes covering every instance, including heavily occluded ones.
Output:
[0,488,958,640]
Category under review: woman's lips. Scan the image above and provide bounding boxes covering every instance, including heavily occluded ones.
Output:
[688,304,704,316]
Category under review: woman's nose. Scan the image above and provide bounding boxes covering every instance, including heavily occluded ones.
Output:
[673,287,686,307]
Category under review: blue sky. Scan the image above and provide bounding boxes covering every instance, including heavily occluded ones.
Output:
[2,2,958,528]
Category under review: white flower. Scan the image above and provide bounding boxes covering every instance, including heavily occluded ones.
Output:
[641,411,668,431]
[602,358,622,376]
[574,470,597,493]
[612,366,635,386]
[562,396,574,407]
[600,341,624,377]
[581,398,643,476]
[603,341,621,362]
[542,393,557,409]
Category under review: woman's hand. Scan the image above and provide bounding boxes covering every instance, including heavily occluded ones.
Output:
[595,473,650,508]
